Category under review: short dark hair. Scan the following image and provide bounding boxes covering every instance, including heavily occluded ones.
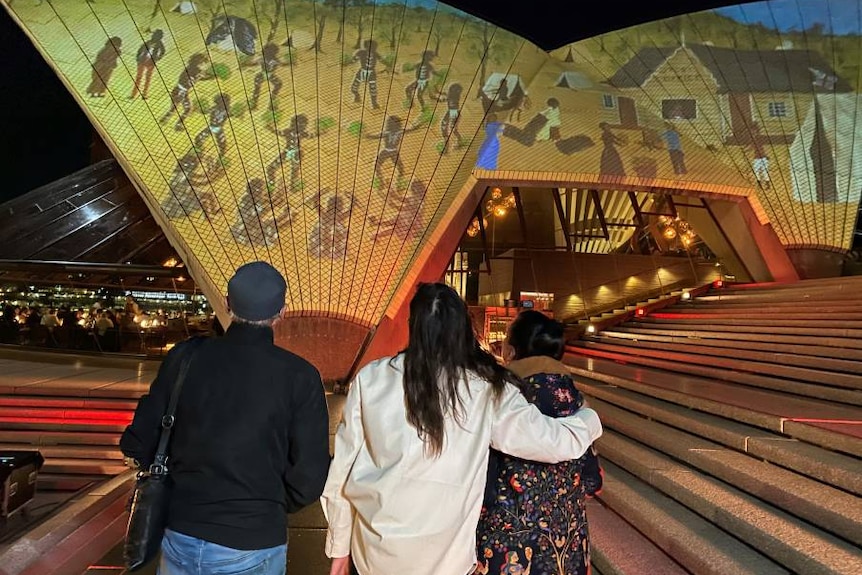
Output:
[508,310,565,360]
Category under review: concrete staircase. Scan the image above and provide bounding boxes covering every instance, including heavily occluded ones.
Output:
[0,350,156,493]
[566,276,862,575]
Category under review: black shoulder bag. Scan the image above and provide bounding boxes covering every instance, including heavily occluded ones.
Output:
[124,349,196,571]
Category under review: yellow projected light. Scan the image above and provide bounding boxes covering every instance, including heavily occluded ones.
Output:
[5,0,861,329]
[4,0,543,325]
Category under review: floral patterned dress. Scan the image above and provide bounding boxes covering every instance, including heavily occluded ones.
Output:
[475,358,602,575]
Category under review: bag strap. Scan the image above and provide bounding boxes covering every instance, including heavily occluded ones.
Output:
[149,347,197,475]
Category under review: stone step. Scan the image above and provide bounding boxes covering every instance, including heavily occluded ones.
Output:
[576,380,862,496]
[591,334,862,375]
[616,322,862,351]
[563,353,862,458]
[599,328,862,362]
[36,473,108,492]
[576,338,862,390]
[600,432,862,574]
[598,462,788,575]
[0,429,120,446]
[0,418,128,433]
[655,310,862,321]
[640,315,862,331]
[0,406,134,422]
[592,399,862,546]
[41,457,128,476]
[569,341,862,404]
[0,396,138,410]
[625,320,862,345]
[0,443,123,460]
[587,500,689,575]
[670,302,862,313]
[727,277,862,290]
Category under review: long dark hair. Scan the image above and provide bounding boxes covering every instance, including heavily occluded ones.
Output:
[508,310,565,360]
[402,283,516,456]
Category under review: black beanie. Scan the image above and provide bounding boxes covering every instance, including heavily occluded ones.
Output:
[227,261,286,321]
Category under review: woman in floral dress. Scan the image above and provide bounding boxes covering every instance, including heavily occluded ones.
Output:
[476,311,602,575]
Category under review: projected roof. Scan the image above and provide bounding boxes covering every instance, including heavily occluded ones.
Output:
[4,0,860,328]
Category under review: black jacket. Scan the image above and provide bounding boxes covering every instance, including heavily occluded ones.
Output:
[120,323,331,550]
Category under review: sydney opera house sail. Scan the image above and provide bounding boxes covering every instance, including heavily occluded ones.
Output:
[4,0,861,338]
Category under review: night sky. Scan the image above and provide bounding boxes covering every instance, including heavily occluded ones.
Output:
[1,7,92,204]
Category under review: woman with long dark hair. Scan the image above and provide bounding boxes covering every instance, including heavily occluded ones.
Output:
[476,310,603,575]
[321,283,603,575]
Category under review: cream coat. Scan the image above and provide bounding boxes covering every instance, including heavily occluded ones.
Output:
[321,354,603,575]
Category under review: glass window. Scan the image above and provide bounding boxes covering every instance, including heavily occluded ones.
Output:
[602,94,616,108]
[662,99,697,120]
[768,101,787,117]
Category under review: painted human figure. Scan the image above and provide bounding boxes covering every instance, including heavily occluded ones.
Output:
[160,53,209,131]
[163,151,221,219]
[536,98,561,141]
[438,83,463,154]
[350,39,383,110]
[232,177,287,246]
[266,114,312,192]
[405,50,435,109]
[87,37,123,98]
[599,122,626,176]
[661,122,687,175]
[232,178,267,246]
[750,124,770,189]
[130,29,166,100]
[500,549,532,575]
[249,42,283,111]
[369,179,426,243]
[366,115,423,188]
[308,193,352,260]
[193,93,231,158]
[476,113,506,170]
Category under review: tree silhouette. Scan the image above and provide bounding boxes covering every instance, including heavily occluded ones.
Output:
[347,0,371,49]
[381,4,406,50]
[431,15,453,56]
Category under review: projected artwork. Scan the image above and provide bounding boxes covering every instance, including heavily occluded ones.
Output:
[4,0,861,327]
[542,0,862,248]
[3,0,543,324]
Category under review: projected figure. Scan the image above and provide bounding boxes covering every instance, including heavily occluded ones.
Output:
[308,193,352,260]
[475,113,505,170]
[661,122,687,175]
[248,43,283,111]
[350,39,383,110]
[86,37,123,98]
[232,178,288,247]
[193,93,231,159]
[160,53,209,131]
[405,51,435,109]
[439,83,464,154]
[162,152,221,219]
[130,29,166,100]
[751,125,770,190]
[366,116,423,189]
[599,122,626,176]
[535,98,561,141]
[369,179,426,243]
[266,114,312,192]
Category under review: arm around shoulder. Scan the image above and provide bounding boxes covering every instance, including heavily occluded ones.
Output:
[490,383,602,464]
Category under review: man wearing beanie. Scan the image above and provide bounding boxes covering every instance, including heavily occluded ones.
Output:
[121,261,330,575]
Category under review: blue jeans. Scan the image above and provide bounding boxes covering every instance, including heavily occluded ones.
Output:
[158,529,286,575]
